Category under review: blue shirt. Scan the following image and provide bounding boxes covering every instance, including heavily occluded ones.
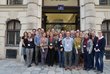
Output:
[62,37,74,52]
[34,35,40,46]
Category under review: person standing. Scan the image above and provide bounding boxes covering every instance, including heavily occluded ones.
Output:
[95,31,106,73]
[40,32,48,68]
[62,31,73,71]
[31,29,36,64]
[86,35,93,70]
[74,32,82,70]
[26,32,34,67]
[91,31,98,69]
[47,32,55,66]
[83,33,93,70]
[34,30,41,65]
[58,33,64,68]
[54,33,59,65]
[83,33,89,70]
[21,31,28,62]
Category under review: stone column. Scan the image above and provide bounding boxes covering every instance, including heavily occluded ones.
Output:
[80,0,96,31]
[23,0,28,4]
[0,22,6,59]
[0,0,7,5]
[0,12,6,59]
[27,0,42,30]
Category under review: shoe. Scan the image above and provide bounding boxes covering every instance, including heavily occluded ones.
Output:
[72,66,75,69]
[69,67,72,71]
[83,68,87,70]
[65,67,68,70]
[94,69,98,72]
[35,63,38,66]
[27,65,31,67]
[86,68,91,71]
[97,71,103,74]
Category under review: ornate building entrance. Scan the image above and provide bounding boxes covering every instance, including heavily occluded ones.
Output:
[42,0,80,31]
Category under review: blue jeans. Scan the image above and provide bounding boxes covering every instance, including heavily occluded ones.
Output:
[88,54,92,69]
[58,50,64,67]
[95,52,104,72]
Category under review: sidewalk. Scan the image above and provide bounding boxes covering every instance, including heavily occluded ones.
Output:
[0,59,110,74]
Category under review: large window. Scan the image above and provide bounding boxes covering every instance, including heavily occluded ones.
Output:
[6,20,21,46]
[99,0,110,5]
[101,20,110,46]
[7,0,23,5]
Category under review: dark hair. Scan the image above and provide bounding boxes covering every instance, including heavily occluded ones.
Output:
[23,31,28,37]
[37,28,41,31]
[89,35,92,39]
[32,29,36,31]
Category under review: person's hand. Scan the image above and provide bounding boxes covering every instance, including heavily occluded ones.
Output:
[94,48,96,51]
[94,48,100,52]
[60,48,63,51]
[97,49,100,52]
[76,49,78,54]
[88,51,91,54]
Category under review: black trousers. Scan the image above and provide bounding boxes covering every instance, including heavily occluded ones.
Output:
[47,49,54,66]
[54,50,59,65]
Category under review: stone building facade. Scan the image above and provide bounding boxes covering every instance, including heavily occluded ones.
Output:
[0,0,109,59]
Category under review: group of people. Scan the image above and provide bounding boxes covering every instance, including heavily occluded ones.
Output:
[21,28,106,74]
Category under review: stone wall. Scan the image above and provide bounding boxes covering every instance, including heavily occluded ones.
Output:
[0,0,42,59]
[80,0,96,31]
[0,5,27,59]
[95,6,110,31]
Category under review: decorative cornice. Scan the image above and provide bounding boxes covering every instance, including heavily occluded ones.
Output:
[0,5,27,8]
[95,5,110,9]
[0,5,27,12]
[81,2,95,7]
[27,15,41,19]
[81,15,96,19]
[27,2,41,6]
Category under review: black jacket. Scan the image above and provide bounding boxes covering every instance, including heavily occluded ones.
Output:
[96,37,106,53]
[26,38,35,48]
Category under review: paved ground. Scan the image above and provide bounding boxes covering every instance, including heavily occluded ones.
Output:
[0,59,110,74]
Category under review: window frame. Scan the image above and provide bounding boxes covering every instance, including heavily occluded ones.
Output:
[99,0,110,5]
[7,0,23,5]
[102,20,110,46]
[6,20,21,47]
